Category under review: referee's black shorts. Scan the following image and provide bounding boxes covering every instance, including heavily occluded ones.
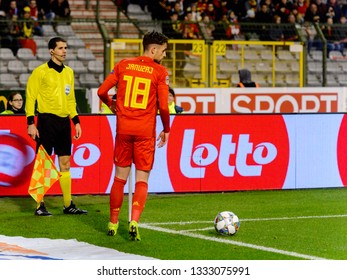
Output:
[36,113,72,156]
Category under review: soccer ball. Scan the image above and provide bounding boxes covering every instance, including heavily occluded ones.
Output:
[214,211,240,236]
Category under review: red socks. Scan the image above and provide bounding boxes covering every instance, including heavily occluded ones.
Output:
[131,181,148,222]
[109,177,127,224]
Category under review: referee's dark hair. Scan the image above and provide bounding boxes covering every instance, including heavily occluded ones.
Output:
[48,37,67,50]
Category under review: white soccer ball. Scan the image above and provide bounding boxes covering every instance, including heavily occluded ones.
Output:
[214,211,240,236]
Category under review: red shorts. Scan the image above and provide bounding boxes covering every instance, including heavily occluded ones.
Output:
[114,134,155,171]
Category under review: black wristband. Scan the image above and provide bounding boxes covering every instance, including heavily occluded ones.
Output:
[72,115,80,125]
[27,116,34,125]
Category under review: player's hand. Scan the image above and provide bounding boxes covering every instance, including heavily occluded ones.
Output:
[27,124,39,140]
[110,99,117,114]
[157,131,169,148]
[74,123,82,140]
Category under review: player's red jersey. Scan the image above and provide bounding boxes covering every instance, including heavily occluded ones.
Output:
[98,56,170,137]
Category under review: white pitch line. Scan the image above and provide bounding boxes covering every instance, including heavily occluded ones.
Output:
[141,223,329,260]
[146,214,347,226]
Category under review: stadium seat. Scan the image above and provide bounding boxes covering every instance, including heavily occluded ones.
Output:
[65,60,87,74]
[67,37,86,49]
[36,48,51,61]
[310,50,323,61]
[77,48,96,61]
[329,50,344,60]
[275,61,290,72]
[289,61,300,72]
[225,49,241,60]
[255,61,272,73]
[252,73,268,87]
[42,24,57,37]
[219,61,234,73]
[277,50,295,60]
[307,61,322,73]
[28,60,42,72]
[19,73,31,88]
[0,61,7,73]
[79,73,100,88]
[327,61,341,73]
[8,60,28,74]
[87,60,103,74]
[326,74,337,86]
[56,25,75,37]
[17,48,36,61]
[183,63,200,79]
[259,50,274,60]
[98,73,104,84]
[33,36,47,48]
[285,74,300,87]
[0,73,20,88]
[339,61,347,72]
[306,74,321,87]
[337,74,347,86]
[0,48,16,62]
[243,49,260,60]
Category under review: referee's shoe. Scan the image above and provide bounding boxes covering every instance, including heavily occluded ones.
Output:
[63,201,88,214]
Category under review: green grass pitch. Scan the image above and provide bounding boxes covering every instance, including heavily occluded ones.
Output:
[0,188,346,260]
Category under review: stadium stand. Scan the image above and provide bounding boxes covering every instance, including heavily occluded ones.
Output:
[0,73,20,89]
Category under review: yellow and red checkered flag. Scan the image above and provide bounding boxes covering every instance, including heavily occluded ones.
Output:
[28,145,60,203]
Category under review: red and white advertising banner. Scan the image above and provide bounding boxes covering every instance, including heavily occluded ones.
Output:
[0,113,346,197]
[173,87,346,114]
[90,87,347,114]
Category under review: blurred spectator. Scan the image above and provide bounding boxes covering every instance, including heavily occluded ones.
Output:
[190,2,202,22]
[51,0,71,23]
[305,3,323,23]
[196,0,208,15]
[321,17,344,55]
[237,69,259,87]
[162,11,183,39]
[162,11,185,77]
[151,0,170,21]
[199,12,215,40]
[170,0,185,20]
[275,0,294,23]
[0,9,20,55]
[168,87,184,114]
[36,0,55,23]
[327,0,342,23]
[225,10,241,39]
[302,20,319,54]
[113,0,129,13]
[269,14,285,41]
[205,2,218,21]
[182,10,201,39]
[0,92,25,115]
[28,0,43,36]
[255,3,274,23]
[229,0,247,22]
[17,6,37,55]
[294,0,308,18]
[7,0,19,18]
[314,0,328,22]
[284,13,300,40]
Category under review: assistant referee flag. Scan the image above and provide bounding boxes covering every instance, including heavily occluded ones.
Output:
[28,145,60,203]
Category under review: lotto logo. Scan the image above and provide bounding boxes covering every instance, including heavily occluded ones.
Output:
[167,115,290,192]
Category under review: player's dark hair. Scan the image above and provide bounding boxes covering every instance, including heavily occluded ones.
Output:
[48,37,67,50]
[142,31,168,51]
